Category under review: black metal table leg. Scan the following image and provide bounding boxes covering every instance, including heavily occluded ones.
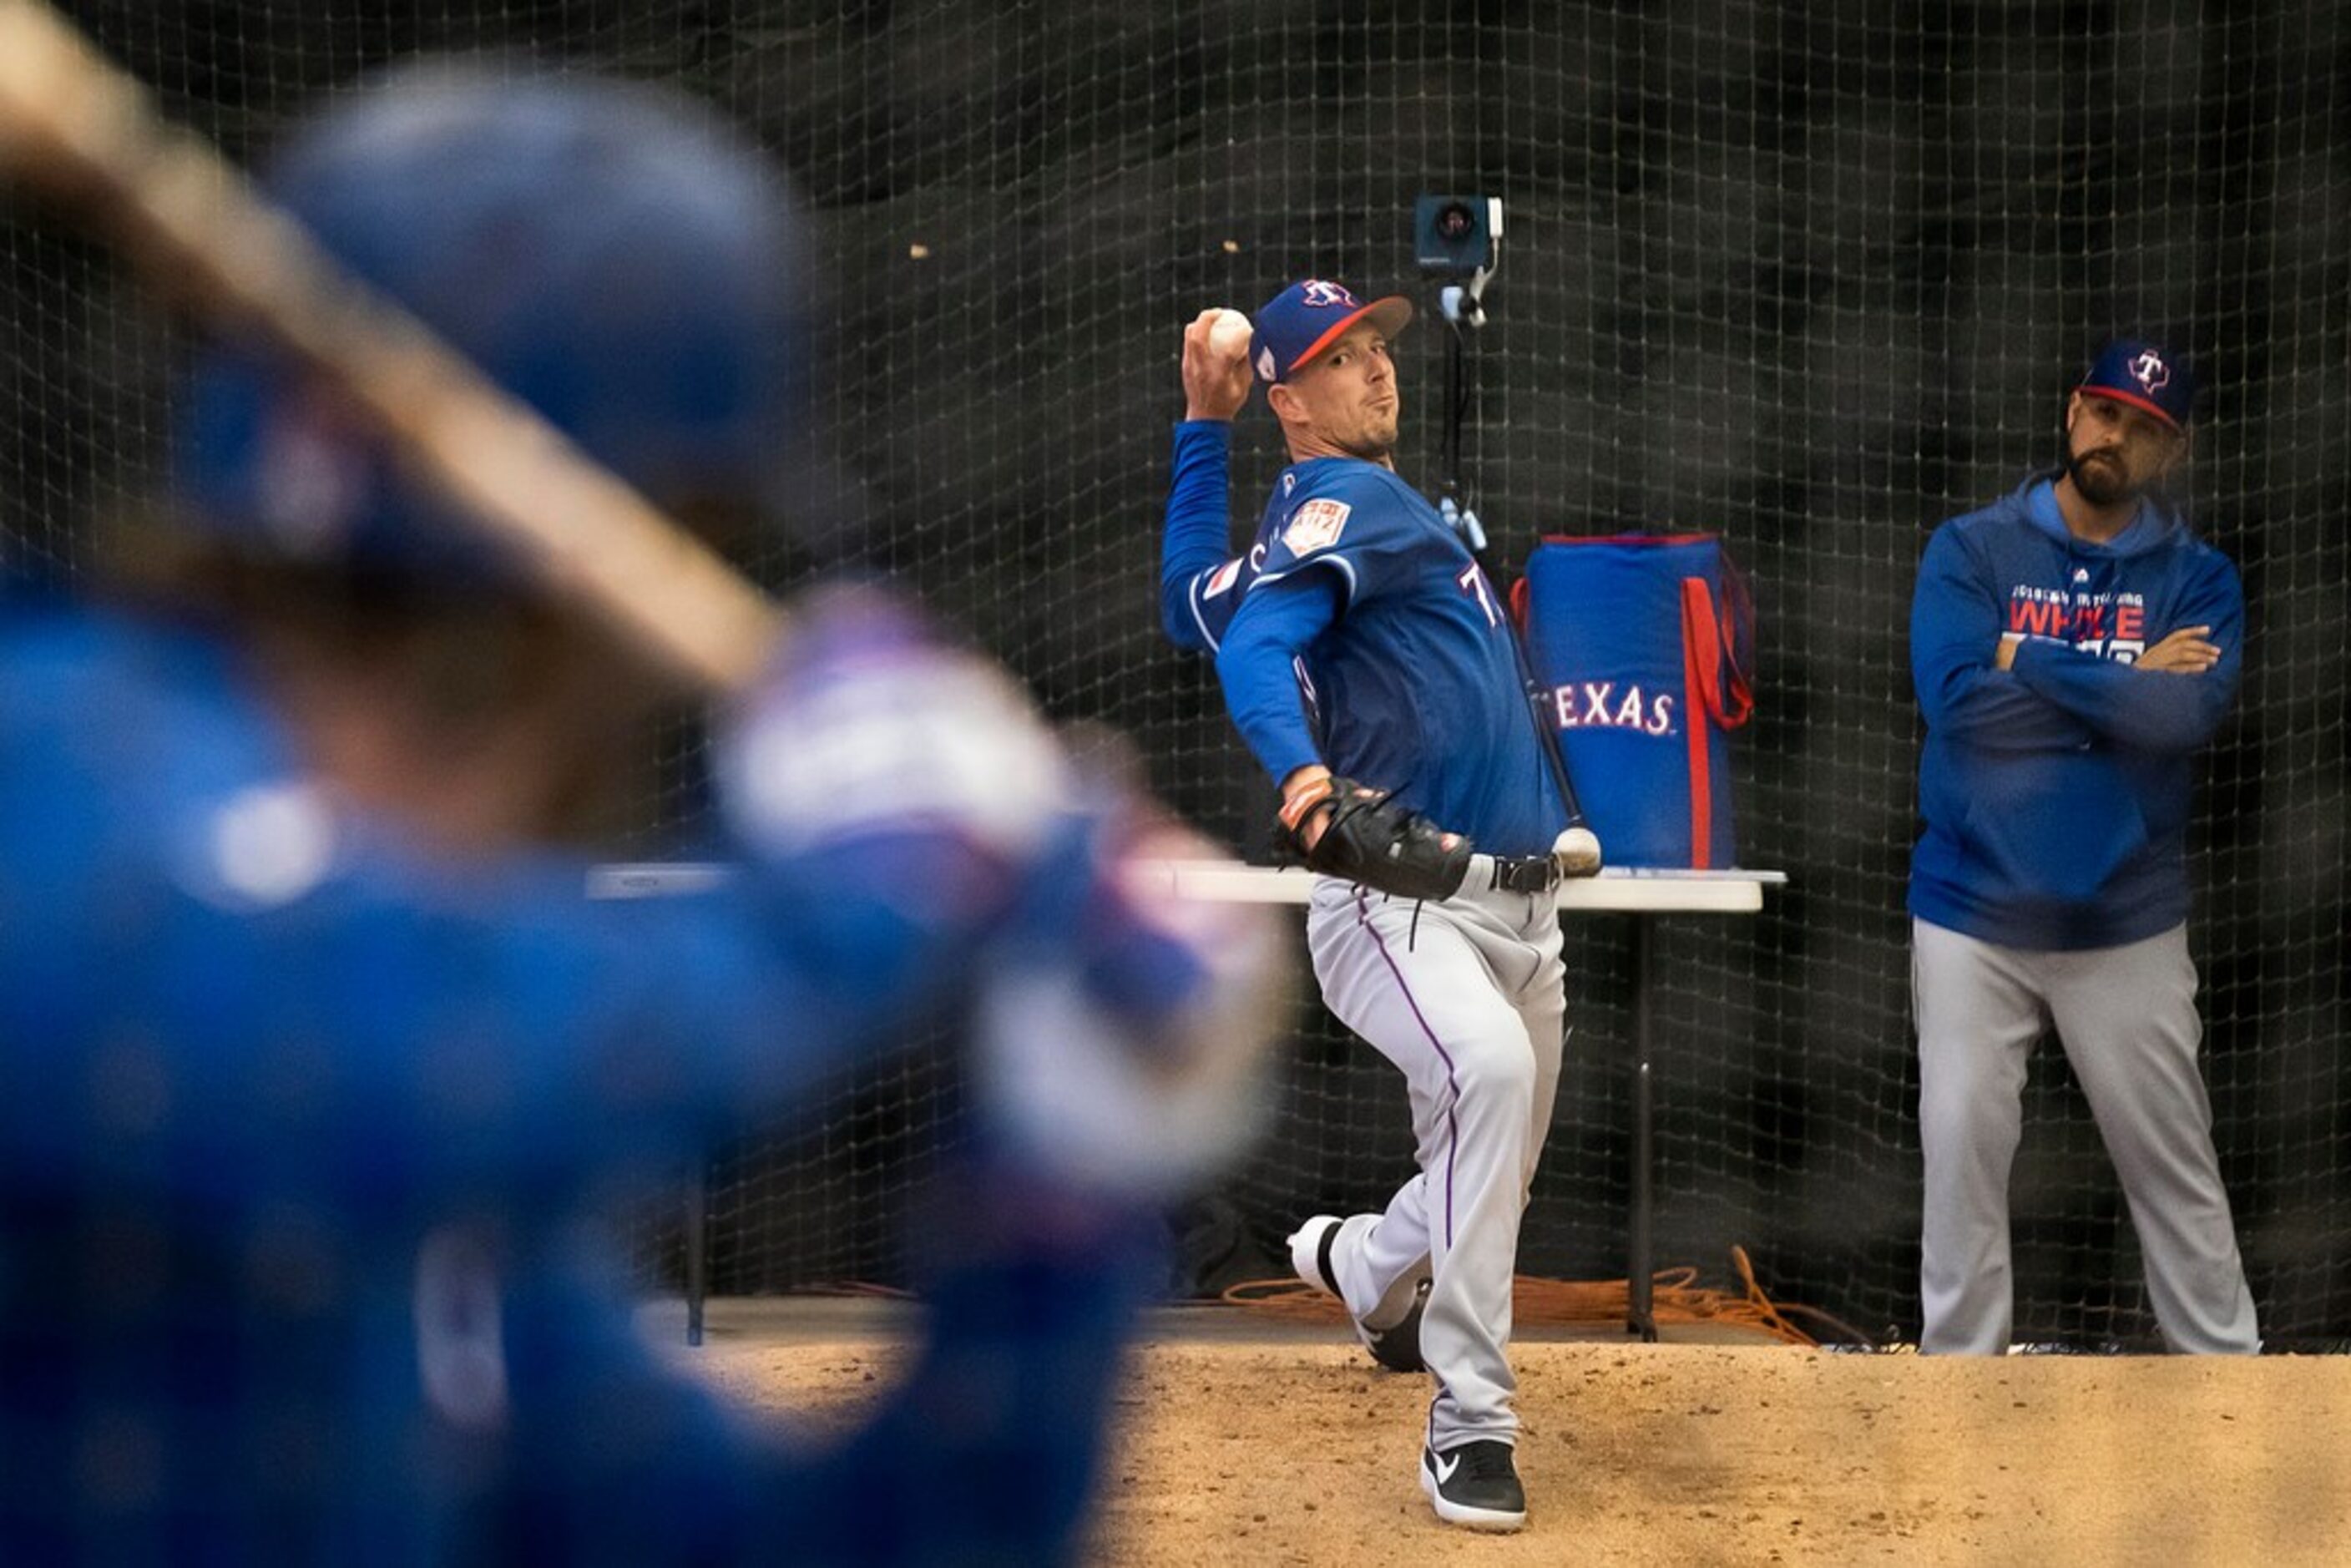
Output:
[1628,913,1658,1342]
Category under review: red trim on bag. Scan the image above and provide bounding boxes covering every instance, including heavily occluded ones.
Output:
[1679,576,1714,867]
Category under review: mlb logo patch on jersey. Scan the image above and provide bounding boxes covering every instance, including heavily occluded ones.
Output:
[1283,498,1352,555]
[1203,558,1243,599]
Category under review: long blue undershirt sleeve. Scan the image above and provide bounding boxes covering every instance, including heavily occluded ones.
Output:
[1211,569,1345,786]
[1160,422,1236,651]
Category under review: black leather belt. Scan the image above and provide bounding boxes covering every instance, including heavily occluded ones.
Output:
[1487,855,1560,895]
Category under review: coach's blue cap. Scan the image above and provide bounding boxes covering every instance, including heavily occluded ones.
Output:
[1249,279,1413,384]
[2077,336,2195,430]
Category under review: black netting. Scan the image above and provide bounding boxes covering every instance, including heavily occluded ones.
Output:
[5,2,2345,1348]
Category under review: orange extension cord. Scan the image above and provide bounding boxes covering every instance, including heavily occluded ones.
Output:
[1221,1245,1873,1348]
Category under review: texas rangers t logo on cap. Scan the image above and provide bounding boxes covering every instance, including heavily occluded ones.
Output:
[1250,277,1415,384]
[2077,336,2194,429]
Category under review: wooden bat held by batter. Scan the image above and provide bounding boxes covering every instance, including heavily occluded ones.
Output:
[0,0,781,695]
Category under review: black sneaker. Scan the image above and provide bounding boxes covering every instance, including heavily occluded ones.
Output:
[1419,1439,1526,1531]
[1285,1216,1428,1374]
[1362,1277,1430,1375]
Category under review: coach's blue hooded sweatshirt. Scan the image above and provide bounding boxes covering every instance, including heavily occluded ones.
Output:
[1907,475,2242,951]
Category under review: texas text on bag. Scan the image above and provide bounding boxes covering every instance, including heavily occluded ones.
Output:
[1511,533,1754,869]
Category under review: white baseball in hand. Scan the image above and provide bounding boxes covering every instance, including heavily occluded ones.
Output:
[1206,307,1252,362]
[1553,825,1603,877]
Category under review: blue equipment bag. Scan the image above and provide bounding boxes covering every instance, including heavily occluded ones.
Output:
[1513,534,1753,868]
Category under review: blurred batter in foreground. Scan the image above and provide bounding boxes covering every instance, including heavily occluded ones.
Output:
[0,65,1277,1564]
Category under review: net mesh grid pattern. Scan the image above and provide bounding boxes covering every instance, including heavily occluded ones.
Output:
[4,1,2345,1347]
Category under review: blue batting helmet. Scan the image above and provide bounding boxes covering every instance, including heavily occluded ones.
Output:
[173,66,810,579]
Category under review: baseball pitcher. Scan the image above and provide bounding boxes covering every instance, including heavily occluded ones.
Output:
[1158,278,1577,1530]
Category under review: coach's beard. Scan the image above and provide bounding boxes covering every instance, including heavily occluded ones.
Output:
[2061,444,2140,510]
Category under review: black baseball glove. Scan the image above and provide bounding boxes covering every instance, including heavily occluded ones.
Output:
[1277,776,1472,902]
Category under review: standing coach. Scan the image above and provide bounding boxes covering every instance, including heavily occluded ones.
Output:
[1908,335,2259,1357]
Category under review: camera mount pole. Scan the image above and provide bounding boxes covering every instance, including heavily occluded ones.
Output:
[1436,268,1493,554]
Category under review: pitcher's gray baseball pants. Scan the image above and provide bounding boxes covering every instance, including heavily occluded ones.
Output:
[1306,876,1566,1450]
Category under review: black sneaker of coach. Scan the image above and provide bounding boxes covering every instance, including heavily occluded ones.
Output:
[1419,1439,1527,1531]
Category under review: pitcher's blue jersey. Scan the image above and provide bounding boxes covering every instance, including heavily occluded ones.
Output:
[1210,458,1565,857]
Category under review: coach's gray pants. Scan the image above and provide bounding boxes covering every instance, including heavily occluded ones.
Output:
[1913,918,2258,1355]
[1306,877,1565,1452]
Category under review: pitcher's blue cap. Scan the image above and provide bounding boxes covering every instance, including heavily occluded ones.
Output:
[2077,337,2195,430]
[1249,279,1413,384]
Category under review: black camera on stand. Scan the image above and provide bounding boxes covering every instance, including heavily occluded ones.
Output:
[1413,195,1501,550]
[1413,195,1501,326]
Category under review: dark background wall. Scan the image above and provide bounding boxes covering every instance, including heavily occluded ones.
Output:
[4,2,2345,1346]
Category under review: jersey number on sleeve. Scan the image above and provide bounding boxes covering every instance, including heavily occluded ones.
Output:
[1457,564,1502,628]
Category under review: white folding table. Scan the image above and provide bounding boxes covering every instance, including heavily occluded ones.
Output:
[589,860,1786,1343]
